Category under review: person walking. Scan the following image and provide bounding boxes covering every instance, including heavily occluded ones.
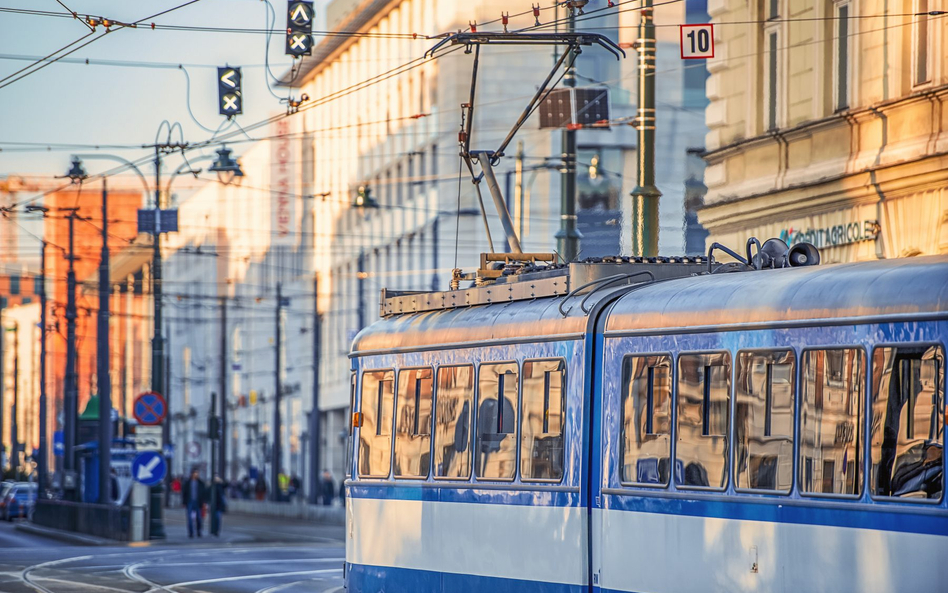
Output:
[320,470,335,506]
[210,476,227,537]
[182,469,208,538]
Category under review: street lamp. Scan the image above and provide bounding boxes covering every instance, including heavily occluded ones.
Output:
[65,157,87,183]
[208,146,244,186]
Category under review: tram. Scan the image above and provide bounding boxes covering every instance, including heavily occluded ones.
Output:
[343,240,947,593]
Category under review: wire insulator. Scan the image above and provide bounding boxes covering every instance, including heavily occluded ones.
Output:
[501,12,509,33]
[469,20,476,33]
[532,4,541,26]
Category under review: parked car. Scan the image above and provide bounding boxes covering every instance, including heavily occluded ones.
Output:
[0,482,37,521]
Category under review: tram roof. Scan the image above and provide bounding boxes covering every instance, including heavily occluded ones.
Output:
[604,254,948,334]
[350,255,948,355]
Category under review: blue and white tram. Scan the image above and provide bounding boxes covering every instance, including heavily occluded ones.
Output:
[344,251,948,592]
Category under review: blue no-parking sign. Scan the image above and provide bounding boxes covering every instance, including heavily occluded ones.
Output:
[132,451,167,487]
[133,391,167,426]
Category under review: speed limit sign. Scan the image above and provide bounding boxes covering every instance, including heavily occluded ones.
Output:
[680,24,714,59]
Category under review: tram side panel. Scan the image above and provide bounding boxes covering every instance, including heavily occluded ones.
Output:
[346,340,591,592]
[594,321,948,593]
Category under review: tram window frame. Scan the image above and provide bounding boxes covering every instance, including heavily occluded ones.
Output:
[433,364,475,480]
[346,371,355,478]
[520,359,567,483]
[798,347,866,499]
[869,344,944,503]
[619,354,673,488]
[734,349,796,494]
[357,368,396,479]
[393,367,435,479]
[475,361,521,482]
[675,351,732,491]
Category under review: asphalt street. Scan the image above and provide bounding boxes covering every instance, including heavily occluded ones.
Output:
[0,511,346,593]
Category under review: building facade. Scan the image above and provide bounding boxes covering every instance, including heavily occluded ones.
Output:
[701,0,948,262]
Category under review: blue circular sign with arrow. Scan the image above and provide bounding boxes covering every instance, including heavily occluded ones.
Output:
[132,451,167,487]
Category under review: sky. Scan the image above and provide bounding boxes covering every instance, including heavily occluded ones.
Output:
[0,0,333,180]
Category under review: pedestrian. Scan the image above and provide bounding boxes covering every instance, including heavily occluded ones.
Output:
[182,469,208,538]
[320,470,335,506]
[255,476,267,501]
[109,467,120,504]
[210,476,227,537]
[338,479,346,505]
[278,471,290,502]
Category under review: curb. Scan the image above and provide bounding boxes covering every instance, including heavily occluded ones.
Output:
[16,522,118,546]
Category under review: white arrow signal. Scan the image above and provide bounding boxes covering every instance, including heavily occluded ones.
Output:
[290,3,311,24]
[136,455,162,481]
[220,70,238,88]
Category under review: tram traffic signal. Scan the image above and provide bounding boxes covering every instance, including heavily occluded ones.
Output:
[217,66,243,116]
[286,1,314,56]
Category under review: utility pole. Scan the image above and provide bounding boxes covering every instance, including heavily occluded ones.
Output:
[0,299,5,471]
[150,146,166,538]
[555,6,582,262]
[630,0,661,257]
[10,322,18,475]
[64,209,79,495]
[97,178,112,504]
[219,297,227,480]
[308,274,321,505]
[38,240,48,493]
[271,282,283,502]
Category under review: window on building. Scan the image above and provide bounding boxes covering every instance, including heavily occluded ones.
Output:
[914,0,931,85]
[396,163,404,205]
[871,346,943,500]
[394,368,433,478]
[520,360,566,481]
[768,0,779,19]
[346,372,355,477]
[358,369,395,478]
[735,351,795,492]
[677,353,731,489]
[434,365,474,478]
[800,349,865,496]
[9,275,20,295]
[33,275,43,296]
[833,2,850,111]
[430,144,438,189]
[620,355,672,486]
[475,363,519,480]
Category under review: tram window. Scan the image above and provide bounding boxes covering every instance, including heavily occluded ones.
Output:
[476,363,519,480]
[394,368,434,478]
[346,372,355,478]
[620,355,672,486]
[676,353,731,489]
[735,351,795,492]
[521,360,566,481]
[800,349,865,496]
[870,346,944,501]
[358,370,395,478]
[434,365,474,479]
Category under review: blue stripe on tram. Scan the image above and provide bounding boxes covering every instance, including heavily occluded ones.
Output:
[347,564,586,593]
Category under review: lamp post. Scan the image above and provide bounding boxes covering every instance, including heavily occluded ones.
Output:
[62,158,86,496]
[69,154,149,504]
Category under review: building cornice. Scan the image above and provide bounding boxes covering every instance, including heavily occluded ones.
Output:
[703,84,948,164]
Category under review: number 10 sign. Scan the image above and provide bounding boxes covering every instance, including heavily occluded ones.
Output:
[680,24,714,59]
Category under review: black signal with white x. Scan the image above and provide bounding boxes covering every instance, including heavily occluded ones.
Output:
[217,66,243,116]
[286,1,314,56]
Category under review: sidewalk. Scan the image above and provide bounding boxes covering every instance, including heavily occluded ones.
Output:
[16,505,345,547]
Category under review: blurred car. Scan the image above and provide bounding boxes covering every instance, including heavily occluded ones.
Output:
[0,482,37,521]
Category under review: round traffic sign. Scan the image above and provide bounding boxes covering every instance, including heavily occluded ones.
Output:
[133,391,167,426]
[132,451,167,487]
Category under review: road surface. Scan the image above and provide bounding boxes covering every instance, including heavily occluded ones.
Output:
[0,511,346,593]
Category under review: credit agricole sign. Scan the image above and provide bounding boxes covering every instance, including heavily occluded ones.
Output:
[779,220,881,249]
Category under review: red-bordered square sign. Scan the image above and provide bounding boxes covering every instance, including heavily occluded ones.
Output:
[680,24,715,59]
